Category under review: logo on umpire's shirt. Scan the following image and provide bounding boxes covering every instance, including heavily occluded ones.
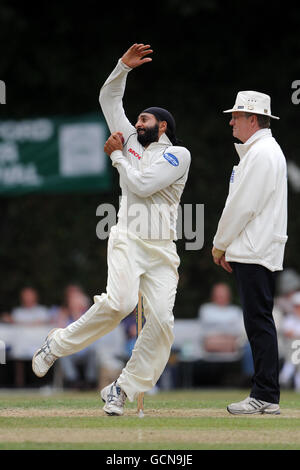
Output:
[163,153,179,166]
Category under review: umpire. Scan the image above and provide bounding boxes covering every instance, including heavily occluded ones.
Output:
[212,90,288,415]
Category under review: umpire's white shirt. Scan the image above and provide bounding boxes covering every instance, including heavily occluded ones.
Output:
[99,59,191,240]
[213,128,288,272]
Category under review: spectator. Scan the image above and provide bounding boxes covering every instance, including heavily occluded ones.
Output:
[57,286,98,390]
[275,268,300,316]
[274,268,300,360]
[11,287,50,325]
[198,283,246,353]
[9,287,50,387]
[198,282,253,380]
[279,291,300,391]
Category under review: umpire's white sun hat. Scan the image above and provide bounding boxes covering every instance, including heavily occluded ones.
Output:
[223,90,280,119]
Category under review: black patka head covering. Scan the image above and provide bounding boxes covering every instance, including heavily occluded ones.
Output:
[142,106,179,145]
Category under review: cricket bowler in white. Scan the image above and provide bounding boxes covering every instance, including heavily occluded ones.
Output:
[32,44,191,416]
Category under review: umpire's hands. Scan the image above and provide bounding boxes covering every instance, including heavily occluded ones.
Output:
[212,246,233,273]
[104,132,124,156]
[121,43,153,68]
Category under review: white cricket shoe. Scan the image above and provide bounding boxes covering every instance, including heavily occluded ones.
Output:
[227,396,280,415]
[32,328,58,377]
[101,380,127,416]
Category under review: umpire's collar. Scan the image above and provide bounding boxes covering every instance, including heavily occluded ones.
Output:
[234,128,272,160]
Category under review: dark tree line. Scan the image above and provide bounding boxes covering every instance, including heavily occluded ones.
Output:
[0,0,299,316]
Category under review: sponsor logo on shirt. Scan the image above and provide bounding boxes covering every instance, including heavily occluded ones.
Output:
[230,169,235,183]
[163,153,179,166]
[129,148,142,160]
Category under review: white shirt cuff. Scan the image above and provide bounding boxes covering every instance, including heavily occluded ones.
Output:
[110,149,124,166]
[119,58,132,71]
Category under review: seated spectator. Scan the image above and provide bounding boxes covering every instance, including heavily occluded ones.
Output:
[9,287,50,387]
[198,283,246,354]
[279,291,300,391]
[274,268,300,360]
[45,283,86,326]
[55,283,88,327]
[11,287,50,325]
[275,269,300,316]
[198,282,254,385]
[57,285,98,390]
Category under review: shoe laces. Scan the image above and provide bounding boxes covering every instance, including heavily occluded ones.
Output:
[40,338,57,365]
[107,381,126,407]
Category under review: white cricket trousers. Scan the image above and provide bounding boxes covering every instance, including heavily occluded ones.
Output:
[50,226,180,402]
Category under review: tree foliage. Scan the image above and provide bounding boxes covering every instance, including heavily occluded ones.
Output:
[0,0,299,316]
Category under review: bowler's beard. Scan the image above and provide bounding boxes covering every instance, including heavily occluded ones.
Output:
[137,124,159,147]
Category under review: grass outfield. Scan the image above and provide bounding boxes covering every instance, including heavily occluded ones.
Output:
[0,388,300,450]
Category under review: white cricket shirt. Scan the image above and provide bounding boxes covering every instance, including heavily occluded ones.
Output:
[99,59,191,240]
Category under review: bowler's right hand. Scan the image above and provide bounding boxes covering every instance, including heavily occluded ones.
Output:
[121,43,153,68]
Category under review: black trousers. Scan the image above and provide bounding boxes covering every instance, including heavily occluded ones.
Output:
[231,262,280,404]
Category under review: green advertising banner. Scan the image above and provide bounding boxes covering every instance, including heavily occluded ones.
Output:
[0,113,111,195]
